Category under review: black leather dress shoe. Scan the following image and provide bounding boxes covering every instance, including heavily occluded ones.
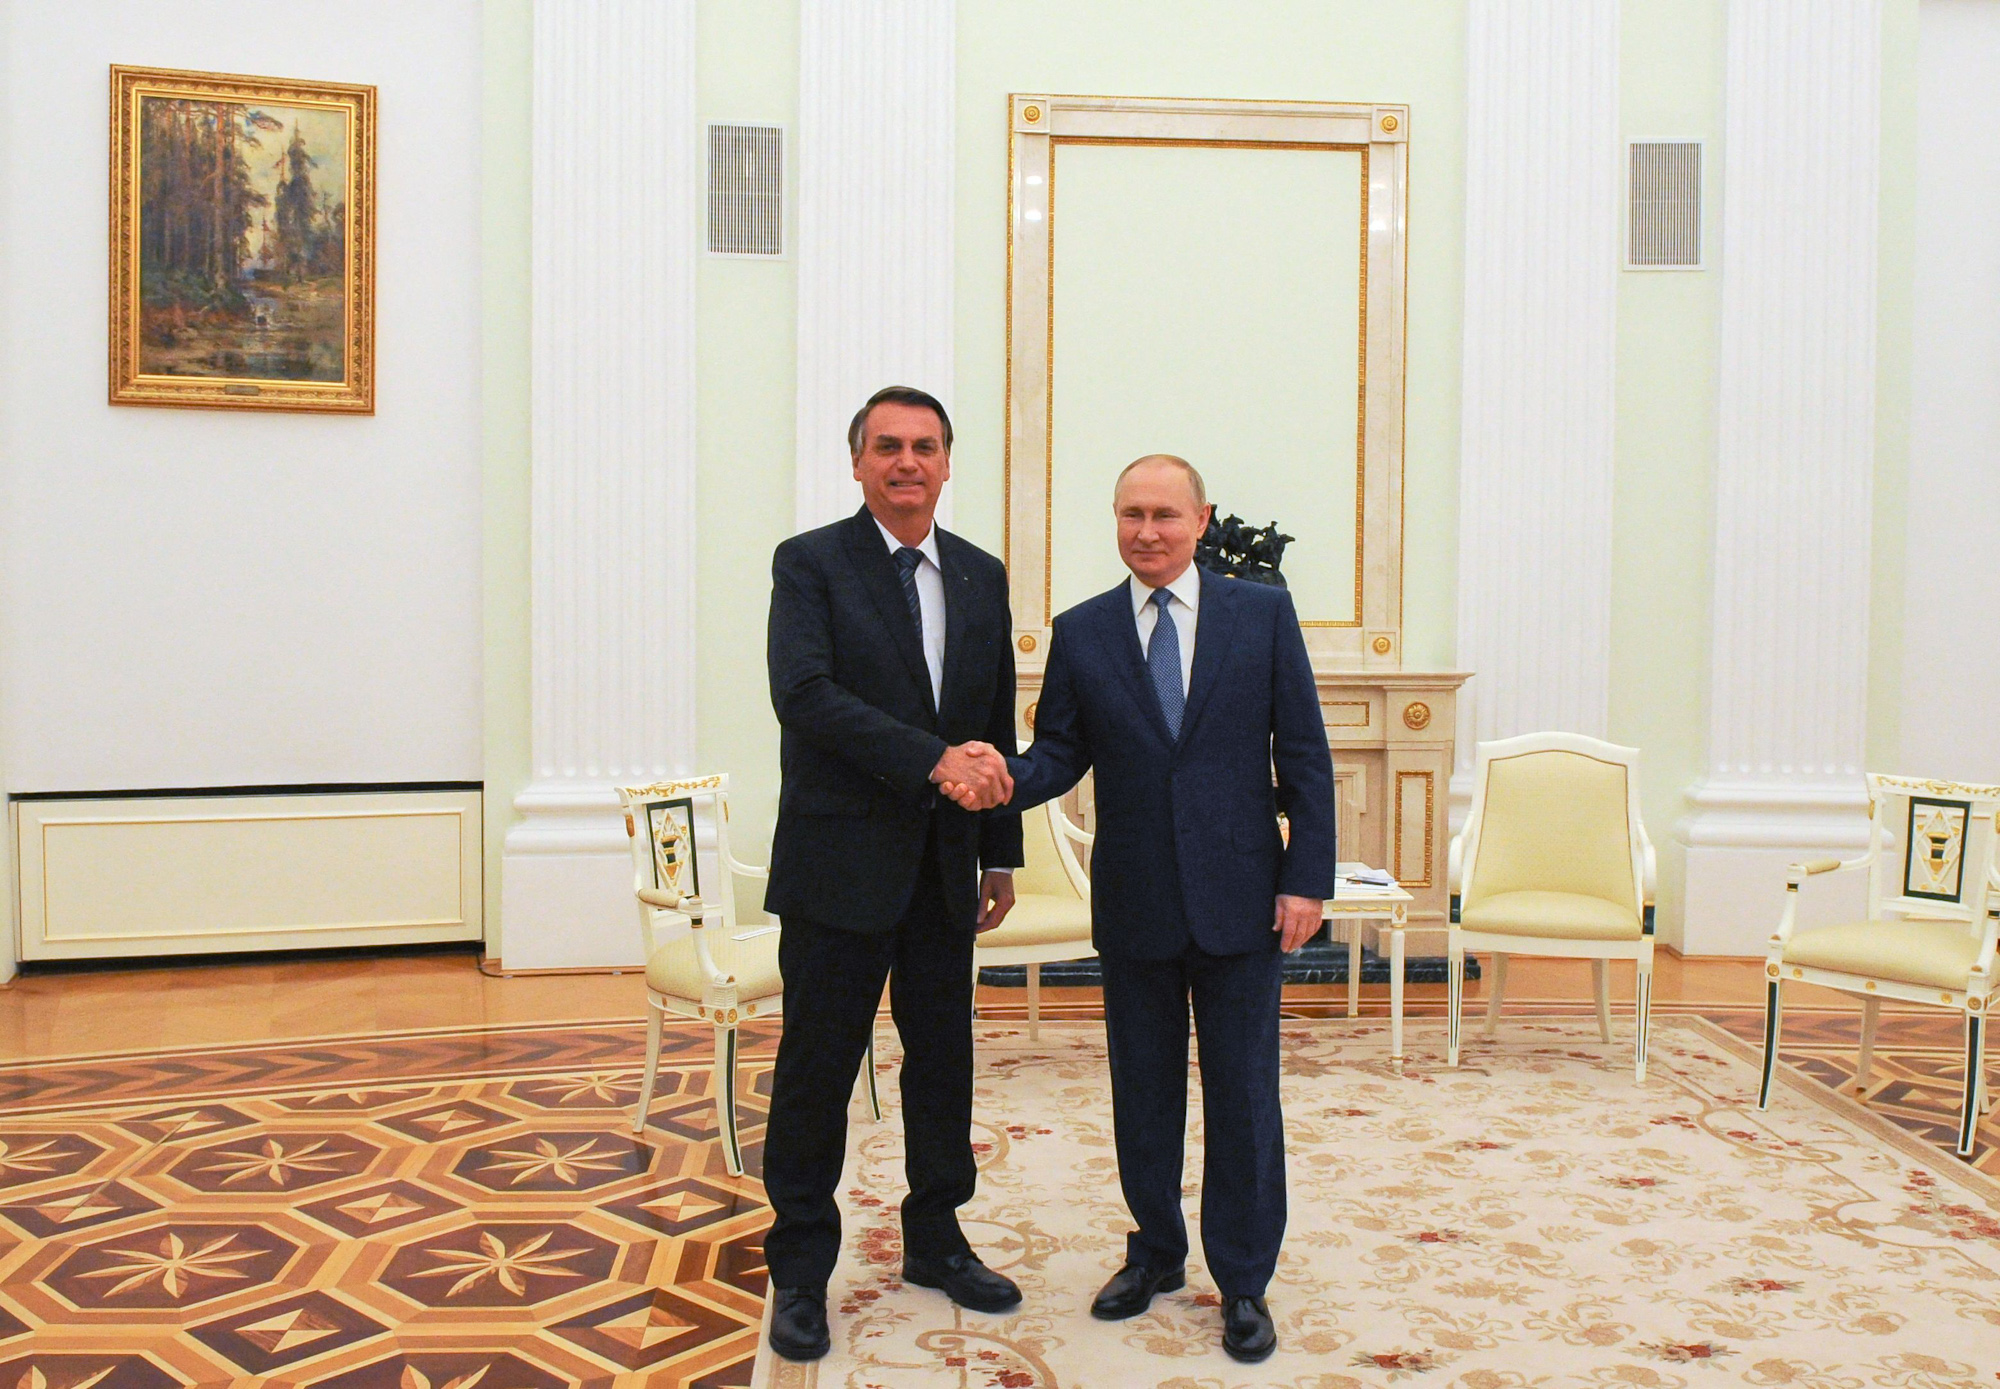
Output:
[1089,1261,1187,1320]
[901,1250,1022,1314]
[1222,1294,1276,1363]
[768,1286,831,1361]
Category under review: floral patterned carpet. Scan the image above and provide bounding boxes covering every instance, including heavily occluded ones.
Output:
[755,1017,2000,1389]
[0,1006,1992,1388]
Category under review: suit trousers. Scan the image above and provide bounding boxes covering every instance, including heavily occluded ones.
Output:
[1100,942,1286,1298]
[761,823,978,1291]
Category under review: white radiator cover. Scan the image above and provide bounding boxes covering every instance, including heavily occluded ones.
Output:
[14,788,483,961]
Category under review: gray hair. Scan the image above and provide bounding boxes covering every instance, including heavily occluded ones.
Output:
[1113,454,1207,509]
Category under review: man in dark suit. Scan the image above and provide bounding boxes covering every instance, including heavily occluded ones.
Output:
[947,453,1335,1363]
[760,386,1025,1362]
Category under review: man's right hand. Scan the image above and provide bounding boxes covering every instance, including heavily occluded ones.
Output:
[931,741,1013,810]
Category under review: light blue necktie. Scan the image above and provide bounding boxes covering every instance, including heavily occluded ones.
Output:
[1147,587,1185,740]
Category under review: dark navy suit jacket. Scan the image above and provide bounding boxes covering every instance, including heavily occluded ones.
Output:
[766,508,1023,935]
[1007,569,1337,959]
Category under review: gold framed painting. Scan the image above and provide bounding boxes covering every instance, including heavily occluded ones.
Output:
[109,65,376,413]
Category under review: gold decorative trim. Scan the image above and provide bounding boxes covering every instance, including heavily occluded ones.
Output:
[1379,113,1399,132]
[1017,633,1038,654]
[1325,701,1370,728]
[1372,636,1393,654]
[1392,770,1435,887]
[619,774,725,800]
[1870,774,2000,802]
[1022,104,1042,123]
[1401,701,1431,731]
[1024,701,1039,730]
[108,65,376,414]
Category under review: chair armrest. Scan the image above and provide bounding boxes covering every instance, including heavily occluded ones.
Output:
[1784,854,1868,888]
[731,926,780,941]
[1971,908,1999,985]
[1053,803,1095,847]
[1637,820,1658,899]
[637,886,696,915]
[1448,833,1463,895]
[722,852,769,880]
[1771,853,1870,949]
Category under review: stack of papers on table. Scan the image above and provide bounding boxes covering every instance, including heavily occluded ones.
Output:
[1336,863,1399,888]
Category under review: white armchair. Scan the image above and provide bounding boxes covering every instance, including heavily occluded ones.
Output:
[1447,733,1657,1082]
[973,800,1095,1039]
[1758,774,1999,1155]
[616,774,881,1176]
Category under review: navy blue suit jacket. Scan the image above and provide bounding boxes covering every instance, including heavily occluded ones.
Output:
[1007,569,1337,960]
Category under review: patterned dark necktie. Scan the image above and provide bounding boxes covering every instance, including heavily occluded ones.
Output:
[1147,586,1185,739]
[893,546,925,639]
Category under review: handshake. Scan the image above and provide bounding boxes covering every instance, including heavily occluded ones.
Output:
[929,741,1015,811]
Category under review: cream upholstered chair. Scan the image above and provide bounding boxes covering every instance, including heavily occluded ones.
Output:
[1447,733,1657,1081]
[1758,774,2000,1156]
[972,800,1095,1039]
[616,774,881,1176]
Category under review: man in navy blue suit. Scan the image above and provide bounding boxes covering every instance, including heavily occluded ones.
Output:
[945,453,1336,1362]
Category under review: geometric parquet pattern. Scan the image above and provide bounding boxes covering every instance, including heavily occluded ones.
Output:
[0,1019,784,1388]
[0,1003,1989,1386]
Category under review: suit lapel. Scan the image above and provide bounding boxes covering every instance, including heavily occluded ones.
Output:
[1178,568,1238,745]
[841,508,937,721]
[1105,581,1177,747]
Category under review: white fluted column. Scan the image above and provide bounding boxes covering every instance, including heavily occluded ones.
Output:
[1680,0,1882,954]
[794,0,955,532]
[501,0,699,969]
[1454,0,1621,810]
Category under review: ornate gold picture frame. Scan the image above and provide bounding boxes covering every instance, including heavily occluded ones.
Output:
[109,65,376,413]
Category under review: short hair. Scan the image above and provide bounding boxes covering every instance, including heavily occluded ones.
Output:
[1113,454,1208,510]
[848,386,954,456]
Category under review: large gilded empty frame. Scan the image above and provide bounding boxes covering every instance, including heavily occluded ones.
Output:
[1005,94,1409,667]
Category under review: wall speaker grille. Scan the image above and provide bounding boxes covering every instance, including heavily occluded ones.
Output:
[1627,141,1702,268]
[708,124,783,256]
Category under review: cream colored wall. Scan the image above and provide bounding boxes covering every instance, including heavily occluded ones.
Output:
[483,0,533,958]
[1866,0,1919,778]
[692,0,800,879]
[471,2,1932,952]
[1610,0,1724,948]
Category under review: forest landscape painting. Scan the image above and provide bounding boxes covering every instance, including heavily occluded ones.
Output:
[110,66,375,413]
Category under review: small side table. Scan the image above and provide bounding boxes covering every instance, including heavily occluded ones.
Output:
[1324,871,1416,1067]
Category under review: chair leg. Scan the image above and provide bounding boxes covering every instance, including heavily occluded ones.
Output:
[714,1022,743,1176]
[1347,923,1362,1019]
[1757,978,1783,1111]
[1447,944,1465,1066]
[1592,959,1612,1044]
[1483,953,1508,1039]
[1027,962,1041,1042]
[1634,962,1652,1085]
[631,999,665,1137]
[1856,995,1881,1091]
[1959,1011,1987,1158]
[860,1030,884,1122]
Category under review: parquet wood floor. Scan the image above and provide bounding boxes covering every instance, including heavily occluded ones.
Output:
[0,954,1990,1385]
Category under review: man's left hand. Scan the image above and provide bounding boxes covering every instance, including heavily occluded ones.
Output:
[976,871,1016,933]
[1274,893,1321,953]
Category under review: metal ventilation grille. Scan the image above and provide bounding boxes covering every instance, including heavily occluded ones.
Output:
[1627,141,1702,268]
[708,124,783,256]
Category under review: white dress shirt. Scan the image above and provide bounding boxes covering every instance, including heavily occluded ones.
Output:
[875,517,1009,877]
[875,516,946,708]
[1130,566,1200,695]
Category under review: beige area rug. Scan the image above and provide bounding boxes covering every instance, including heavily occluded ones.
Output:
[754,1017,2000,1389]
